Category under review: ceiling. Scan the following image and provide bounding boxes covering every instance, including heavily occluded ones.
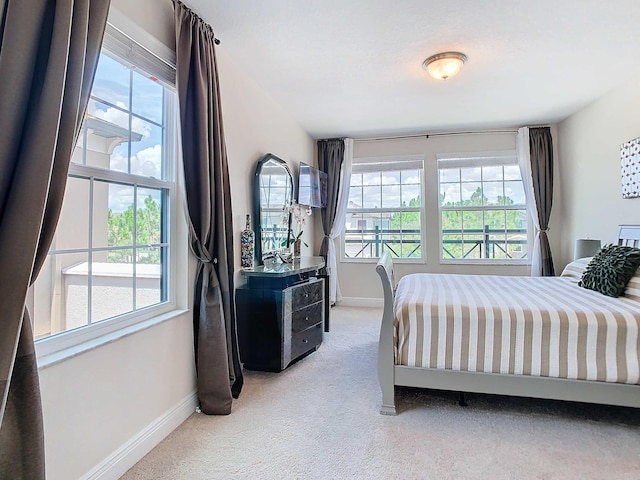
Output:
[183,0,640,139]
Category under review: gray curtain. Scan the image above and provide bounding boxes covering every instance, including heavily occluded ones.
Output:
[173,0,243,415]
[0,0,110,477]
[318,139,345,257]
[529,127,555,276]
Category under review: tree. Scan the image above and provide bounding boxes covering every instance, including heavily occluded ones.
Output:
[440,186,525,259]
[469,187,487,206]
[107,195,162,264]
[389,196,421,257]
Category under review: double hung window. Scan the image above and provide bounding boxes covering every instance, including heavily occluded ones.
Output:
[344,156,423,259]
[32,24,177,344]
[438,151,528,262]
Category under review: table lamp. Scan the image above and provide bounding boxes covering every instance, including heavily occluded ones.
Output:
[574,238,601,260]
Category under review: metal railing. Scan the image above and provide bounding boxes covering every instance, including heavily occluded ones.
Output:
[344,225,527,259]
[261,225,289,251]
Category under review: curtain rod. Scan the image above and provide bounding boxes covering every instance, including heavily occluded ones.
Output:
[353,129,518,142]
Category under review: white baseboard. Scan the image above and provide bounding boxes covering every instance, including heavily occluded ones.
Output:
[338,297,384,308]
[82,391,198,480]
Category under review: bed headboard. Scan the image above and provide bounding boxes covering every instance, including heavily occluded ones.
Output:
[616,225,640,247]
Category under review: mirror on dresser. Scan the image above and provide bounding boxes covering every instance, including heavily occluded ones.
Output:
[253,153,293,265]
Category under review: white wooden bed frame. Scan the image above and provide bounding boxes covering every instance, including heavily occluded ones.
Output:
[376,225,640,415]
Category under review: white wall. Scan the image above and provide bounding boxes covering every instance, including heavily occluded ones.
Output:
[40,312,195,480]
[108,0,175,49]
[217,47,316,264]
[38,1,314,479]
[338,131,565,300]
[556,72,640,269]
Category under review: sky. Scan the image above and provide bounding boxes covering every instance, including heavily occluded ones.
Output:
[349,171,421,209]
[84,52,167,213]
[348,166,526,210]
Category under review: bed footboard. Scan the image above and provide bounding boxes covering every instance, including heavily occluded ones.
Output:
[376,251,397,415]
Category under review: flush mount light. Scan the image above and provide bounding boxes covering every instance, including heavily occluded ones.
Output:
[422,52,467,80]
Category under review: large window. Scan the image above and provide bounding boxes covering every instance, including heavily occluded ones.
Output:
[438,151,528,262]
[32,25,177,343]
[344,157,423,259]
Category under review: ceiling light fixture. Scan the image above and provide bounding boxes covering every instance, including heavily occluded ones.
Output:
[422,52,467,80]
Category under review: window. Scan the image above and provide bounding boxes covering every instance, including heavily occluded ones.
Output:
[32,24,178,344]
[344,156,423,259]
[438,151,528,262]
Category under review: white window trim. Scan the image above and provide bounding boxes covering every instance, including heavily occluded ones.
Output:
[437,150,532,265]
[436,150,518,168]
[342,154,425,263]
[106,7,176,75]
[34,19,189,365]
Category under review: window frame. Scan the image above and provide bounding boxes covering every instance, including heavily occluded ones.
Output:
[34,21,185,364]
[437,150,532,265]
[342,155,425,263]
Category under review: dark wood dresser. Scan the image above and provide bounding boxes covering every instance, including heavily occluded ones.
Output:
[236,256,325,372]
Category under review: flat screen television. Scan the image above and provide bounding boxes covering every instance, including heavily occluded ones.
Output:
[298,162,327,208]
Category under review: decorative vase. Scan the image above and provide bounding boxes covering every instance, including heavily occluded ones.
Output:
[293,238,301,258]
[240,214,254,269]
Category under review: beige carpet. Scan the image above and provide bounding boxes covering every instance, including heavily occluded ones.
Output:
[121,306,640,480]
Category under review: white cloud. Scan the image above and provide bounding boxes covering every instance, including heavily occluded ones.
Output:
[109,150,128,173]
[107,184,134,214]
[89,102,152,138]
[134,145,162,178]
[441,183,461,204]
[107,145,162,212]
[108,145,162,179]
[403,175,421,184]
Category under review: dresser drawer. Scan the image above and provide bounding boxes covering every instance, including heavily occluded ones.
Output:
[292,301,323,333]
[291,279,323,311]
[291,323,323,360]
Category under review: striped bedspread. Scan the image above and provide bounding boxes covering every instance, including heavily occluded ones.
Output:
[393,259,640,385]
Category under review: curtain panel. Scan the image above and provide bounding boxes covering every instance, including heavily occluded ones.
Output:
[517,126,555,277]
[318,138,346,304]
[528,127,555,276]
[0,0,110,477]
[173,0,243,415]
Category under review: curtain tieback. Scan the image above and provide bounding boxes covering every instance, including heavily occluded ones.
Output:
[195,255,217,264]
[539,228,550,233]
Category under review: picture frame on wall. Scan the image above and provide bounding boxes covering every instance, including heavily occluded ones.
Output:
[621,137,640,199]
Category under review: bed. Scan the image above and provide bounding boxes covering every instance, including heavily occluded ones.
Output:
[375,225,640,415]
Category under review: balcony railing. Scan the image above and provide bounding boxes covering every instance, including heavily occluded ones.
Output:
[261,225,289,251]
[344,225,527,259]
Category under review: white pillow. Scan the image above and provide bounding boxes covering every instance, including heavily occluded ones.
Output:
[560,257,592,283]
[625,274,640,302]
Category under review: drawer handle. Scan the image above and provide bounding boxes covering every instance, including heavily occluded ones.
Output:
[305,316,309,321]
[302,339,308,343]
[304,293,309,298]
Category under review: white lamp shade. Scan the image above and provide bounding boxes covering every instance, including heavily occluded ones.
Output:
[574,239,601,260]
[423,52,467,80]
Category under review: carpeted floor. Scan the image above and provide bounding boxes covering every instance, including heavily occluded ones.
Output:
[121,306,640,480]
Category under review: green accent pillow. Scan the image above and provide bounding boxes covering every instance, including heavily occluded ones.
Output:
[579,244,640,297]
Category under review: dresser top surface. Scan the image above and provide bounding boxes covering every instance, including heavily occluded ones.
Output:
[241,256,325,278]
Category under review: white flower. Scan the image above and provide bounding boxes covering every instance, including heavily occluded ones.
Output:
[283,200,312,246]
